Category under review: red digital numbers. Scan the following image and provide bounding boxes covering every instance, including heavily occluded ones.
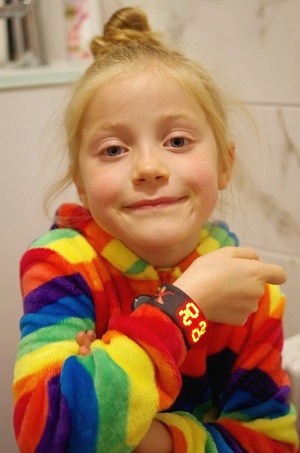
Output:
[177,301,207,344]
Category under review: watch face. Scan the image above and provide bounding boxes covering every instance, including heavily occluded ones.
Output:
[177,301,207,345]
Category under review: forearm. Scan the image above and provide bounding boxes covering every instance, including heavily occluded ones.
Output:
[14,334,160,451]
[14,306,185,451]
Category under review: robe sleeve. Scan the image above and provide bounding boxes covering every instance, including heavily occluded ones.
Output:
[13,228,186,452]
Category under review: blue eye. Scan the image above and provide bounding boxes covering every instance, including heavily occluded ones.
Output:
[105,146,123,156]
[168,137,189,148]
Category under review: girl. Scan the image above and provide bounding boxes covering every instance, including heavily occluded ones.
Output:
[13,7,299,453]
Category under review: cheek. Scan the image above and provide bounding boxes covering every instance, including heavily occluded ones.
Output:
[184,160,219,195]
[184,161,220,218]
[90,179,118,208]
[80,166,120,210]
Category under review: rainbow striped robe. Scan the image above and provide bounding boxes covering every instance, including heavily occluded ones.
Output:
[13,203,299,452]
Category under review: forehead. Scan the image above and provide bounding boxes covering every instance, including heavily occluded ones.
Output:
[84,67,207,126]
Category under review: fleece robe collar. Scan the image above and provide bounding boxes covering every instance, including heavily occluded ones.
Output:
[55,203,238,281]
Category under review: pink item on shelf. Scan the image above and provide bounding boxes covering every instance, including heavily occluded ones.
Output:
[64,0,96,63]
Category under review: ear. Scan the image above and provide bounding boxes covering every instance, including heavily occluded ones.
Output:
[218,141,235,190]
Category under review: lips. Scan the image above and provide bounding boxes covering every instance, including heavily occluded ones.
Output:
[125,196,186,209]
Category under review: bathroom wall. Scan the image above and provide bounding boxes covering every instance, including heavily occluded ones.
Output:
[1,0,299,450]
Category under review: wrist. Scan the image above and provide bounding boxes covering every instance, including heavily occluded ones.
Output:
[133,283,207,348]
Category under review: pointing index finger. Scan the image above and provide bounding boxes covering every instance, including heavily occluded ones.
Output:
[260,262,287,285]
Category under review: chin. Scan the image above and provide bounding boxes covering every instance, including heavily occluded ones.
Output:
[115,217,199,253]
[128,231,193,253]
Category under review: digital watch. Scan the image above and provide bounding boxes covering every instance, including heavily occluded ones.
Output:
[133,283,207,348]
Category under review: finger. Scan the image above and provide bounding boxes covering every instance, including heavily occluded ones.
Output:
[76,331,87,346]
[223,246,260,260]
[86,330,96,342]
[78,344,91,356]
[260,262,287,285]
[235,247,260,260]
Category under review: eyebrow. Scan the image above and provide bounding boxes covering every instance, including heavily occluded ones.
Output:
[86,122,126,145]
[86,111,202,146]
[90,121,122,132]
[158,112,201,124]
[91,112,200,131]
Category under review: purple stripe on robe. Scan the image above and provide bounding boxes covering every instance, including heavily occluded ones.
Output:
[36,375,71,453]
[225,367,278,400]
[205,422,246,452]
[24,273,93,314]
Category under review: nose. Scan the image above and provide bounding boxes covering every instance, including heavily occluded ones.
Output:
[131,147,170,185]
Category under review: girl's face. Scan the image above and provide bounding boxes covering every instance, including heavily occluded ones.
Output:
[77,70,233,266]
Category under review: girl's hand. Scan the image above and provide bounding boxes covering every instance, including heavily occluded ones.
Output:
[174,246,287,326]
[76,330,96,356]
[134,420,173,453]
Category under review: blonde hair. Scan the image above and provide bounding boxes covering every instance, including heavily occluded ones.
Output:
[45,7,233,213]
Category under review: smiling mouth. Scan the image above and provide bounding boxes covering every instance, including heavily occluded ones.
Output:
[125,197,186,211]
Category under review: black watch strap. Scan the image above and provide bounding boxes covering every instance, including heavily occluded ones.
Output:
[133,283,207,348]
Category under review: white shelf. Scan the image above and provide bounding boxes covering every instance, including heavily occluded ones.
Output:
[0,63,88,90]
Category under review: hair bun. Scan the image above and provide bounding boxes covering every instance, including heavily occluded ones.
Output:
[104,7,151,34]
[90,7,161,59]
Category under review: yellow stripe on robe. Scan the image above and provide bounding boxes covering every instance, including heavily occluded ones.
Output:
[268,284,286,318]
[92,332,159,446]
[47,235,97,264]
[14,341,78,381]
[198,237,220,255]
[156,412,209,453]
[102,239,158,280]
[241,411,298,445]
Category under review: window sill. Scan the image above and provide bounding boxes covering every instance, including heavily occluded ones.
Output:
[0,63,87,90]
